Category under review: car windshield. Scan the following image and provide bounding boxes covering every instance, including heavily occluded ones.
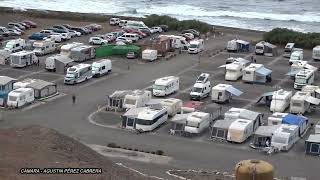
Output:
[190,44,198,48]
[291,55,299,60]
[153,85,165,90]
[192,87,203,93]
[295,77,306,84]
[256,46,263,50]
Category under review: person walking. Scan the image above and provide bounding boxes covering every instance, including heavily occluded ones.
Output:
[72,94,76,105]
[37,58,40,66]
[254,58,257,63]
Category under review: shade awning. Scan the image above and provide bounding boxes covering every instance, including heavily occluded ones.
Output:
[305,96,320,105]
[315,88,320,94]
[218,65,226,68]
[256,67,272,76]
[256,91,274,104]
[226,86,243,96]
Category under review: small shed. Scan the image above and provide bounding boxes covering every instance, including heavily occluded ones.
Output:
[305,134,320,156]
[26,79,57,99]
[250,125,281,149]
[210,119,236,140]
[0,76,17,106]
[138,36,172,57]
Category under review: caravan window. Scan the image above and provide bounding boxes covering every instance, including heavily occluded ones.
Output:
[9,96,17,101]
[256,46,263,50]
[101,66,105,70]
[124,98,136,105]
[136,119,153,126]
[186,121,200,128]
[217,129,225,138]
[310,143,320,153]
[20,95,25,101]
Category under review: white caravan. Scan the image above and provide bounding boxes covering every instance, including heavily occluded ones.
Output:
[109,17,120,25]
[135,107,168,132]
[290,91,320,114]
[220,58,250,81]
[13,79,37,90]
[227,119,255,143]
[255,41,276,56]
[10,51,38,68]
[211,84,243,103]
[153,76,179,97]
[283,43,295,58]
[142,49,158,61]
[289,49,303,65]
[159,35,189,49]
[64,64,93,85]
[188,39,204,54]
[160,98,182,117]
[125,20,148,29]
[184,112,211,134]
[45,54,74,72]
[70,45,95,62]
[7,88,34,108]
[33,39,56,56]
[4,38,26,53]
[60,42,83,57]
[313,45,320,60]
[288,61,317,78]
[302,85,320,98]
[242,63,272,83]
[294,69,314,90]
[270,89,293,112]
[190,73,211,100]
[226,39,250,52]
[91,59,112,77]
[123,90,152,109]
[271,124,300,151]
[267,112,288,126]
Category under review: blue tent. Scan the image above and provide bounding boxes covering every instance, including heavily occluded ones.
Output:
[282,114,308,126]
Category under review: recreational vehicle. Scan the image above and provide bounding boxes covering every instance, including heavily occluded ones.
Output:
[242,63,272,83]
[33,39,56,56]
[60,42,83,57]
[7,88,34,108]
[267,113,308,136]
[142,49,158,61]
[190,73,211,100]
[109,17,120,25]
[283,43,295,58]
[270,89,293,112]
[153,76,179,97]
[220,58,250,80]
[227,39,250,52]
[184,112,210,134]
[159,35,189,50]
[70,45,95,62]
[302,85,320,99]
[91,59,112,77]
[287,61,317,78]
[45,54,74,73]
[64,64,93,85]
[313,45,320,60]
[135,107,168,132]
[160,98,182,117]
[13,79,37,90]
[271,124,300,151]
[188,39,204,54]
[290,91,320,114]
[210,119,236,140]
[227,119,256,143]
[10,51,38,68]
[255,41,277,56]
[289,49,303,65]
[4,38,25,53]
[294,69,314,90]
[305,134,320,156]
[211,84,243,103]
[121,107,148,130]
[123,90,152,109]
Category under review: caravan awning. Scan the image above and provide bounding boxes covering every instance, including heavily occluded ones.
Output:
[256,91,274,104]
[286,70,299,76]
[218,65,227,68]
[226,86,243,96]
[306,96,320,105]
[256,67,272,76]
[315,88,320,94]
[305,64,318,71]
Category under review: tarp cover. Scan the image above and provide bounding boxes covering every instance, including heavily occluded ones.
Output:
[226,86,243,96]
[306,96,320,105]
[256,67,272,76]
[282,114,308,126]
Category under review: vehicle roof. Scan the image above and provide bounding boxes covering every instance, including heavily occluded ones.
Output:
[69,63,91,69]
[254,125,281,137]
[10,87,33,94]
[296,69,313,76]
[72,45,93,51]
[0,76,16,85]
[291,91,311,100]
[161,98,182,105]
[226,63,242,70]
[213,119,236,129]
[93,59,111,64]
[137,107,167,120]
[155,76,179,86]
[272,89,292,100]
[11,51,35,56]
[187,112,209,123]
[285,43,295,48]
[61,42,83,49]
[213,84,232,91]
[229,119,253,130]
[244,63,264,71]
[306,134,320,143]
[274,124,298,136]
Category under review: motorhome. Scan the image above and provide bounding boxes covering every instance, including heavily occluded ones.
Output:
[64,64,92,85]
[184,112,211,134]
[188,39,204,54]
[227,39,250,52]
[190,73,211,100]
[270,89,293,112]
[313,45,320,60]
[45,54,74,72]
[294,69,314,90]
[211,84,243,103]
[159,35,189,50]
[271,124,300,151]
[287,61,317,78]
[91,59,112,77]
[242,63,272,83]
[7,88,34,108]
[255,41,277,56]
[227,119,256,143]
[70,45,95,62]
[220,58,250,81]
[289,49,303,65]
[142,49,158,61]
[135,107,168,132]
[283,43,295,58]
[302,85,320,98]
[4,38,25,53]
[290,91,320,114]
[160,98,182,117]
[10,51,38,68]
[33,39,56,56]
[60,42,83,57]
[123,90,152,109]
[109,18,120,25]
[153,76,179,97]
[13,79,37,90]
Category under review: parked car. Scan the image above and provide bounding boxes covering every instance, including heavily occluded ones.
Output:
[53,25,69,31]
[159,25,169,32]
[182,29,200,37]
[150,27,163,33]
[89,24,102,31]
[0,26,10,37]
[50,33,63,43]
[69,30,81,37]
[29,33,48,40]
[127,51,138,59]
[7,29,21,36]
[61,24,74,30]
[139,28,152,36]
[110,18,120,25]
[116,37,132,44]
[82,27,92,34]
[70,27,89,35]
[8,22,26,30]
[111,31,124,38]
[105,33,116,42]
[45,28,71,40]
[131,29,147,38]
[11,26,25,35]
[23,20,37,28]
[89,36,109,45]
[18,22,30,29]
[40,29,55,35]
[182,33,194,40]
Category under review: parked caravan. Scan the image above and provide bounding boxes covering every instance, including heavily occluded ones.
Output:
[188,39,204,54]
[294,69,314,90]
[60,42,83,57]
[287,61,317,78]
[271,124,300,151]
[64,64,92,85]
[223,59,250,81]
[242,63,272,83]
[123,90,152,109]
[26,79,57,99]
[250,125,280,149]
[135,107,168,132]
[305,134,320,156]
[107,90,133,111]
[0,76,16,106]
[91,59,112,77]
[121,107,148,130]
[313,45,320,60]
[224,108,263,126]
[109,18,120,25]
[13,79,36,90]
[283,43,295,58]
[227,119,256,143]
[45,54,74,73]
[227,39,250,52]
[142,49,157,61]
[70,45,95,62]
[184,112,210,134]
[316,121,320,134]
[211,84,243,103]
[10,51,38,67]
[268,113,308,136]
[290,91,320,114]
[33,39,56,56]
[190,73,211,100]
[7,88,34,108]
[270,89,293,112]
[160,98,182,117]
[255,41,278,56]
[210,119,236,140]
[153,76,179,97]
[4,38,26,53]
[302,85,320,99]
[289,49,303,65]
[159,35,189,50]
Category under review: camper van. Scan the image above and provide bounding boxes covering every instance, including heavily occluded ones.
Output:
[10,51,38,68]
[227,119,255,143]
[271,124,300,151]
[255,41,277,56]
[135,107,168,132]
[190,73,211,100]
[270,89,293,112]
[289,49,303,65]
[64,64,92,85]
[60,42,83,57]
[119,20,128,27]
[188,39,204,54]
[123,90,152,109]
[226,39,250,52]
[13,79,37,90]
[211,84,243,103]
[184,112,210,134]
[313,45,320,60]
[4,38,26,53]
[294,69,314,90]
[33,39,56,56]
[91,59,112,77]
[7,88,34,108]
[153,76,179,97]
[242,63,272,83]
[142,49,158,61]
[290,91,320,114]
[283,43,295,58]
[160,98,182,117]
[70,45,95,62]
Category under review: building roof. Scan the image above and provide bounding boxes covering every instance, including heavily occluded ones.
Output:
[0,76,16,85]
[27,79,56,90]
[306,134,320,143]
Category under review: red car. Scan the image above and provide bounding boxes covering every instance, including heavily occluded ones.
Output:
[122,28,146,38]
[23,20,37,28]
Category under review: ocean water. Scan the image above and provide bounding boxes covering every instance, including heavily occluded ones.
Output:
[0,0,319,32]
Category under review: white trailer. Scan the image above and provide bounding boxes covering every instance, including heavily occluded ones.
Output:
[226,39,250,52]
[294,69,314,90]
[283,43,295,58]
[190,73,211,100]
[271,124,300,151]
[64,64,92,85]
[123,90,152,109]
[227,119,256,143]
[302,85,320,98]
[33,39,56,56]
[290,91,320,114]
[313,45,320,60]
[211,84,243,103]
[70,45,95,62]
[184,112,210,134]
[255,41,277,56]
[268,112,288,126]
[13,79,37,90]
[242,63,272,83]
[289,49,303,65]
[219,58,250,81]
[188,39,204,54]
[7,88,34,108]
[60,42,83,57]
[91,59,112,77]
[153,76,179,97]
[135,107,168,132]
[4,38,26,53]
[10,51,38,68]
[270,89,293,112]
[142,49,158,61]
[159,35,189,50]
[160,98,182,117]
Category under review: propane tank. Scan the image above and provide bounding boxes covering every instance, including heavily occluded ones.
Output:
[235,159,274,180]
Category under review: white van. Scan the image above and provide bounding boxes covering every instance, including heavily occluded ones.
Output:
[4,38,26,53]
[10,51,38,68]
[289,49,303,65]
[121,33,139,43]
[119,20,128,27]
[110,18,120,25]
[313,45,320,60]
[91,59,112,77]
[184,112,211,134]
[283,43,295,58]
[7,88,34,108]
[188,39,204,54]
[153,76,179,97]
[142,49,157,61]
[190,73,211,100]
[33,39,56,56]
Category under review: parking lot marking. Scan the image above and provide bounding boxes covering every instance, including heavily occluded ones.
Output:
[17,69,45,80]
[267,56,283,66]
[77,72,119,89]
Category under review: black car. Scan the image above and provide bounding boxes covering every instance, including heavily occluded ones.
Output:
[182,29,200,37]
[70,27,89,35]
[159,25,169,32]
[62,24,74,30]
